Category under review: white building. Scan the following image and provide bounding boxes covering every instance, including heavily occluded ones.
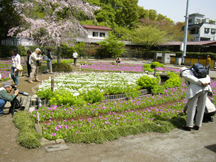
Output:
[188,13,216,41]
[76,25,113,43]
[1,25,113,46]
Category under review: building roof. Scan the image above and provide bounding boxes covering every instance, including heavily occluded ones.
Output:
[162,41,216,46]
[189,13,205,17]
[83,25,112,31]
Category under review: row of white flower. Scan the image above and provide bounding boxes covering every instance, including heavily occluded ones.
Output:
[38,72,155,96]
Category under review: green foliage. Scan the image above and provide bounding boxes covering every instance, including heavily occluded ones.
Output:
[143,64,154,72]
[64,120,177,144]
[151,61,165,68]
[52,63,72,72]
[136,75,159,90]
[17,130,42,148]
[49,89,77,106]
[130,25,170,50]
[37,88,54,99]
[151,85,165,95]
[13,111,35,129]
[13,111,41,148]
[0,0,21,40]
[164,72,181,88]
[125,91,141,99]
[81,88,105,104]
[98,32,126,58]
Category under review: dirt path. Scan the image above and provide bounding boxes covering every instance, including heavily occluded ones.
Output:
[1,113,216,162]
[0,61,216,162]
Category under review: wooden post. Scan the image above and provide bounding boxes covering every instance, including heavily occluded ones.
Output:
[51,78,54,92]
[154,68,156,77]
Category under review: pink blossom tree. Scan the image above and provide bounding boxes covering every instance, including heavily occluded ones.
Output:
[8,0,100,63]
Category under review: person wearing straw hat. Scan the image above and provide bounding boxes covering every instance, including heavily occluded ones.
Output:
[0,82,19,116]
[28,48,43,83]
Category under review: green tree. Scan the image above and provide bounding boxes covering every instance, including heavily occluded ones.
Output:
[130,25,170,50]
[113,26,132,41]
[148,9,157,21]
[98,32,125,58]
[8,0,100,63]
[138,6,149,19]
[95,4,116,27]
[87,0,139,29]
[0,0,21,42]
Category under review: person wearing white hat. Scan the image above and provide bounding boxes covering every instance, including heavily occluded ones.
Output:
[28,48,43,83]
[0,82,19,116]
[180,66,212,131]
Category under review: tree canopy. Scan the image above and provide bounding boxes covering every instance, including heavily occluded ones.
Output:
[8,0,100,47]
[0,0,21,41]
[130,25,170,50]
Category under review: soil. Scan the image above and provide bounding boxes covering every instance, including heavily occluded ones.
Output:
[0,61,216,162]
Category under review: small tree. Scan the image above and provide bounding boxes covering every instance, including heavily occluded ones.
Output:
[130,25,170,51]
[98,32,125,58]
[8,0,100,63]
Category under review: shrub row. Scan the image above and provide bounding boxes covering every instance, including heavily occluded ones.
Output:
[64,117,186,144]
[13,111,42,148]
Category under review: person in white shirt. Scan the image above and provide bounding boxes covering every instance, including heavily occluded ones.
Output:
[28,48,43,83]
[180,66,212,131]
[11,49,21,87]
[73,51,78,66]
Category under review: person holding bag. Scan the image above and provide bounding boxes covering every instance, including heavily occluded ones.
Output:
[43,49,53,74]
[11,49,21,87]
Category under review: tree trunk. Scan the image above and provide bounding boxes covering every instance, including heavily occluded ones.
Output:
[57,46,61,64]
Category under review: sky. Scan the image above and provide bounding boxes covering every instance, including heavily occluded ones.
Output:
[138,0,216,23]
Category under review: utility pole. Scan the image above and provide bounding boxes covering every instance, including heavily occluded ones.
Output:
[181,0,190,65]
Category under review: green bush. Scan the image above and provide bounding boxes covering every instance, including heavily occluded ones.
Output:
[81,88,105,104]
[37,88,54,99]
[143,64,154,72]
[136,75,159,91]
[151,85,165,94]
[13,111,35,129]
[164,72,181,88]
[52,62,72,72]
[151,61,165,69]
[49,89,77,106]
[13,111,42,148]
[17,131,42,148]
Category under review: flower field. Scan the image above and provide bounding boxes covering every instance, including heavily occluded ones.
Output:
[38,72,154,97]
[0,60,26,81]
[80,62,181,73]
[80,62,145,73]
[31,78,216,142]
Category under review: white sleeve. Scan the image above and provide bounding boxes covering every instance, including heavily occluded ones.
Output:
[181,70,202,86]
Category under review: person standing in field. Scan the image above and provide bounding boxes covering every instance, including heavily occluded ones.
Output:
[26,50,32,77]
[43,49,53,74]
[73,51,78,66]
[28,48,43,83]
[11,49,21,87]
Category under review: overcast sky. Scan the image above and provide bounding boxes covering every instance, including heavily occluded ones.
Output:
[138,0,216,23]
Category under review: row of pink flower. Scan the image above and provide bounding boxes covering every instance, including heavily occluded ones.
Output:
[81,62,181,73]
[81,62,144,72]
[0,60,26,80]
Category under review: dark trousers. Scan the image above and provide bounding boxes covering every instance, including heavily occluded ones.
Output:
[74,58,77,66]
[27,63,31,77]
